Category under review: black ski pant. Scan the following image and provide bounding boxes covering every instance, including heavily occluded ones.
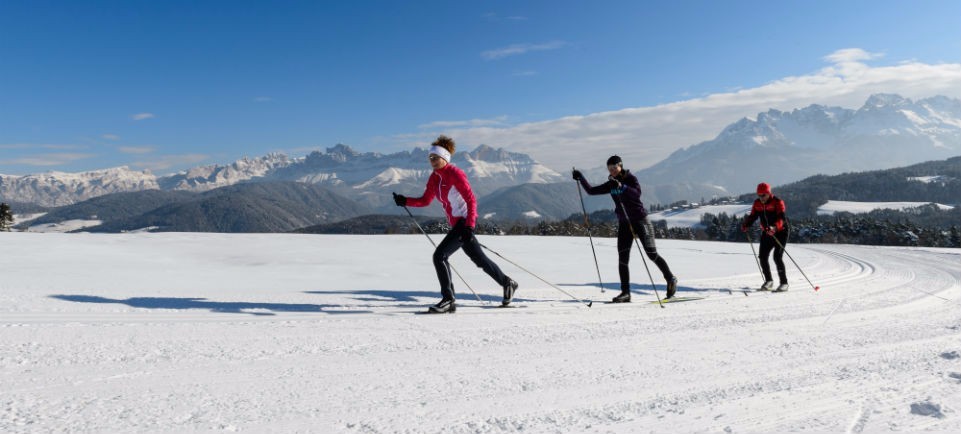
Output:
[617,218,674,292]
[433,220,509,301]
[758,230,789,284]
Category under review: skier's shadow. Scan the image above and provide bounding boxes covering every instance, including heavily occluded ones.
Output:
[558,282,654,294]
[559,283,720,296]
[305,289,503,304]
[49,294,369,316]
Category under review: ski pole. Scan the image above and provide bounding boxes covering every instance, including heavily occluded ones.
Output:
[769,234,821,292]
[400,203,486,304]
[745,229,765,282]
[478,243,593,308]
[574,167,605,293]
[616,198,664,308]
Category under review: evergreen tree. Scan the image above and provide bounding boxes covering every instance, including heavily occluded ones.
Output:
[0,202,13,231]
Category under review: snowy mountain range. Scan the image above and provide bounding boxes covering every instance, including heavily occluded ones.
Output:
[3,94,958,211]
[637,94,961,194]
[0,145,563,208]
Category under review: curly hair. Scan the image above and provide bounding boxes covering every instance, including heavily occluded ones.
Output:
[432,135,456,155]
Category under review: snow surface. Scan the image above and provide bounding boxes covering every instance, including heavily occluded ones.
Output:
[1,233,960,433]
[24,219,103,233]
[817,200,955,215]
[649,204,753,228]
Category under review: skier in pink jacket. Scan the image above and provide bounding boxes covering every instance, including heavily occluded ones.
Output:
[393,135,518,313]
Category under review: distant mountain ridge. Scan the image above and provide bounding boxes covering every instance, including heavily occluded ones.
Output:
[637,94,961,194]
[0,145,562,208]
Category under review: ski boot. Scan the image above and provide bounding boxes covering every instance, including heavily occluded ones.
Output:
[773,283,789,293]
[612,291,631,303]
[502,278,518,306]
[428,298,456,313]
[666,276,678,299]
[758,281,774,291]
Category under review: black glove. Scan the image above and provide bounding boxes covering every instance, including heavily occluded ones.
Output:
[572,169,583,181]
[460,226,475,243]
[607,175,622,188]
[392,192,407,207]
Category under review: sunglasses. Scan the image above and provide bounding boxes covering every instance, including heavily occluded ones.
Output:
[428,155,443,161]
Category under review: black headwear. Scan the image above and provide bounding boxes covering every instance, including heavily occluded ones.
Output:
[606,155,622,166]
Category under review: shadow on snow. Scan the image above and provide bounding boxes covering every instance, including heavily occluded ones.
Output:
[49,294,370,316]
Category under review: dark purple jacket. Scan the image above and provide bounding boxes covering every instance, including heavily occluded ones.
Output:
[578,170,647,222]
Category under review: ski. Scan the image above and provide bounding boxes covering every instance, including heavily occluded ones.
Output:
[648,296,704,304]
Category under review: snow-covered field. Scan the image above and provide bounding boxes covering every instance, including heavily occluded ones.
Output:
[2,233,960,433]
[649,204,753,228]
[817,200,955,215]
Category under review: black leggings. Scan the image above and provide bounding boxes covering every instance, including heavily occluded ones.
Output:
[617,218,674,292]
[758,230,789,284]
[433,220,509,300]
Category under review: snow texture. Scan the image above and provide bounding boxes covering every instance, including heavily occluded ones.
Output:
[817,200,955,215]
[1,233,960,433]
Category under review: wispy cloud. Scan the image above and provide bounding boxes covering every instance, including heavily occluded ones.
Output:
[130,154,209,171]
[483,13,528,21]
[419,116,509,130]
[481,41,566,60]
[118,146,155,155]
[131,113,155,121]
[0,143,86,150]
[398,48,961,172]
[253,96,273,103]
[0,153,95,167]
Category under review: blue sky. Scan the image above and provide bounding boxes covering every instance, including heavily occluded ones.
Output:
[1,0,960,175]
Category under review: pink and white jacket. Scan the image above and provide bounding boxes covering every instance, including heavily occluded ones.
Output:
[406,163,477,228]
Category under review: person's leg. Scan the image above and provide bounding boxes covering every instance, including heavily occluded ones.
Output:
[773,231,789,285]
[617,222,633,293]
[758,234,775,284]
[432,230,463,301]
[634,219,674,280]
[460,231,509,286]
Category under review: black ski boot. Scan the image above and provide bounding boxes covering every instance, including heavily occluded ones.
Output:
[502,278,518,306]
[612,291,631,303]
[666,276,678,299]
[428,298,456,314]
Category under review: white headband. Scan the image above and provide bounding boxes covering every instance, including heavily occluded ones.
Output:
[429,145,451,162]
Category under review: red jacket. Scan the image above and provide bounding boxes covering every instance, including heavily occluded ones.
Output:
[743,195,787,233]
[406,163,478,228]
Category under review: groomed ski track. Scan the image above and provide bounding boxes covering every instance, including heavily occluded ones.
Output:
[1,233,959,433]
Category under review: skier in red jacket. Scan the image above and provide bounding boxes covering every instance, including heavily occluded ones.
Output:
[393,135,517,313]
[741,182,790,292]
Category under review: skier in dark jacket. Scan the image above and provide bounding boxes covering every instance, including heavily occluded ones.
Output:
[741,182,790,292]
[393,135,518,313]
[572,156,678,302]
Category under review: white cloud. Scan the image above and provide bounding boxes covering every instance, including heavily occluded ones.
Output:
[402,49,961,172]
[102,134,121,141]
[130,154,209,171]
[0,144,85,150]
[481,41,566,60]
[824,48,883,64]
[131,113,156,121]
[118,146,155,155]
[419,116,509,129]
[0,153,95,166]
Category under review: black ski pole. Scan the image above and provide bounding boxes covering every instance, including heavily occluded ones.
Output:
[399,203,486,304]
[745,229,765,282]
[616,198,664,308]
[478,242,593,308]
[574,167,605,293]
[769,234,821,292]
